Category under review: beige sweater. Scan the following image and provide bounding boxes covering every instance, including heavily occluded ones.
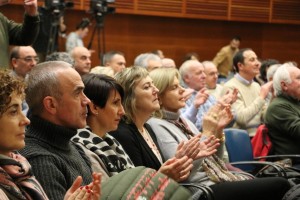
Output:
[222,76,265,137]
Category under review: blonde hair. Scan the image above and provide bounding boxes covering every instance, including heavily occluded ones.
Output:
[114,66,149,123]
[90,66,114,77]
[149,68,180,117]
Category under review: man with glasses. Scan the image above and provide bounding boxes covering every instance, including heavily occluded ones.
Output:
[10,46,39,80]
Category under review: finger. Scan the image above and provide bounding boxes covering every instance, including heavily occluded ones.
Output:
[69,176,83,194]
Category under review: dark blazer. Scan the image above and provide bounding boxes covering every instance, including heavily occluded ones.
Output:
[109,119,164,171]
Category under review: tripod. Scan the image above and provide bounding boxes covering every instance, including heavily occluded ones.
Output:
[88,13,106,65]
[46,11,61,55]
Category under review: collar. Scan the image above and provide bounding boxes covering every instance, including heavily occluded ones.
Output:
[162,110,180,121]
[235,73,253,85]
[26,116,77,151]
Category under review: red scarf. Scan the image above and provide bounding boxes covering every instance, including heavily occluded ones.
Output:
[0,152,48,200]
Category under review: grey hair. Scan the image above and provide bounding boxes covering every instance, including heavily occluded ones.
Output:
[46,52,75,66]
[266,64,281,82]
[273,62,295,96]
[134,53,161,69]
[179,59,200,84]
[26,61,72,115]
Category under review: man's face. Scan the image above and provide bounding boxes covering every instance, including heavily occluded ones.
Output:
[285,67,300,100]
[108,54,126,74]
[238,50,261,80]
[12,46,38,78]
[184,61,206,91]
[147,59,162,72]
[230,39,240,50]
[73,48,91,76]
[204,63,218,89]
[54,68,90,129]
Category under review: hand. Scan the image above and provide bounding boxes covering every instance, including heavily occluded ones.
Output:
[218,88,238,105]
[159,156,193,182]
[64,173,101,200]
[24,0,38,16]
[182,88,194,101]
[260,81,273,99]
[216,105,233,133]
[175,134,202,159]
[193,88,209,108]
[194,135,220,160]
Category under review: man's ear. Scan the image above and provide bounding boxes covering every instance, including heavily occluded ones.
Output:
[11,58,18,69]
[281,81,288,92]
[43,96,58,115]
[237,62,243,71]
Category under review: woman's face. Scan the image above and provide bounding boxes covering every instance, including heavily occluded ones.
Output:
[160,76,186,112]
[96,90,125,133]
[0,93,30,156]
[134,76,160,114]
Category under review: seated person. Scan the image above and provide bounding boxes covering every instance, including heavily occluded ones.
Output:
[0,70,100,199]
[265,62,300,156]
[111,67,290,200]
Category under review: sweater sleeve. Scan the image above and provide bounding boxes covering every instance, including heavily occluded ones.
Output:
[29,156,68,200]
[8,14,40,45]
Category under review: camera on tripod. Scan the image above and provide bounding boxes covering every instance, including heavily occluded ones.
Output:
[90,0,115,16]
[45,0,74,16]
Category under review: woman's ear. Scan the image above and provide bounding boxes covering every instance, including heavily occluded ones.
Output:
[88,101,99,116]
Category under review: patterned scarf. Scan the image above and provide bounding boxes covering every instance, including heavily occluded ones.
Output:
[0,152,48,200]
[73,127,135,177]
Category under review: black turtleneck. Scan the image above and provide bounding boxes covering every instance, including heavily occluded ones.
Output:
[19,116,92,200]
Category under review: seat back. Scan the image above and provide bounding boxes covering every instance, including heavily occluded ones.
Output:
[224,128,255,171]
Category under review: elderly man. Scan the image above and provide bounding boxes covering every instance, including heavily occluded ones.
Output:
[0,0,39,68]
[102,50,126,74]
[221,48,272,137]
[134,53,162,71]
[70,46,91,76]
[19,61,94,199]
[10,46,38,79]
[203,61,223,99]
[265,62,300,155]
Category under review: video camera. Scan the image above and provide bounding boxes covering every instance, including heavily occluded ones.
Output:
[90,0,115,16]
[45,0,74,16]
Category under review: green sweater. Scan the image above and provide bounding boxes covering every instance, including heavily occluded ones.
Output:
[265,94,300,155]
[0,13,39,68]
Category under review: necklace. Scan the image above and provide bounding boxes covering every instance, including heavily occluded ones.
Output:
[139,127,163,164]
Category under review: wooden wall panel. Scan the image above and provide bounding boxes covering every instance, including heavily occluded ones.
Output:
[1,4,300,68]
[272,0,300,24]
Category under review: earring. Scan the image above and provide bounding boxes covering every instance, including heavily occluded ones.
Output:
[95,112,99,115]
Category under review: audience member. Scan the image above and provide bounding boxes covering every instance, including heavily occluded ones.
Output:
[0,0,40,68]
[265,62,300,155]
[70,46,91,76]
[0,69,101,200]
[110,66,194,182]
[134,53,162,71]
[212,36,241,81]
[162,58,176,68]
[102,51,126,74]
[72,74,132,183]
[45,51,74,65]
[255,59,279,85]
[203,61,223,99]
[90,66,114,77]
[19,61,99,199]
[182,52,199,64]
[151,49,164,59]
[146,67,290,200]
[10,46,39,80]
[221,48,272,137]
[179,59,215,130]
[266,64,280,82]
[66,18,90,52]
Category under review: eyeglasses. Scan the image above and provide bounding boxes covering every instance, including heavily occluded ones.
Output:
[16,56,39,63]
